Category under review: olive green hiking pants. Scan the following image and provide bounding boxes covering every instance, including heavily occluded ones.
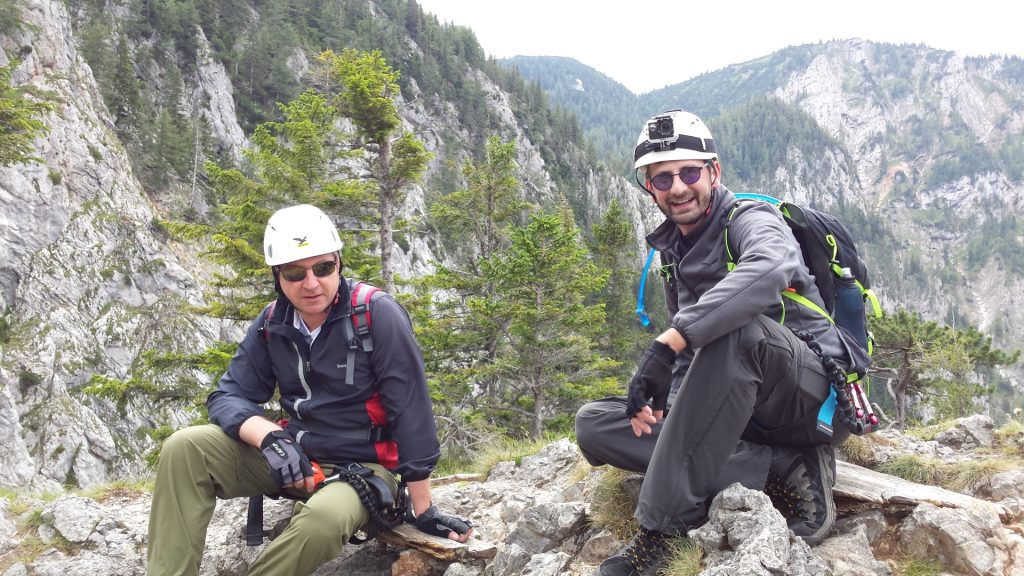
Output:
[146,424,396,576]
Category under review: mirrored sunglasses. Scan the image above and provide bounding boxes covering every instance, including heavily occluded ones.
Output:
[278,260,337,282]
[649,161,710,192]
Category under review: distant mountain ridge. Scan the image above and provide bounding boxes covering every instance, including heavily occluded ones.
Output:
[504,41,1024,398]
[499,42,1024,330]
[501,55,641,171]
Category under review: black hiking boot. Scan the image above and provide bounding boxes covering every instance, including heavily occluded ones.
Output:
[594,526,670,576]
[764,443,836,545]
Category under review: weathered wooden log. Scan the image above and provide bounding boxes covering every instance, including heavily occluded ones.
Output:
[834,459,1009,521]
[375,523,497,561]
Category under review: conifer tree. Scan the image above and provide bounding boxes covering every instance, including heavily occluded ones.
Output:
[178,88,372,321]
[485,206,618,438]
[589,199,651,377]
[0,58,54,166]
[109,33,140,136]
[413,136,527,449]
[318,48,431,293]
[870,309,1019,426]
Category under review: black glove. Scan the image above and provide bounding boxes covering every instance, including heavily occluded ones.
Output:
[625,340,677,417]
[413,505,474,538]
[260,430,313,489]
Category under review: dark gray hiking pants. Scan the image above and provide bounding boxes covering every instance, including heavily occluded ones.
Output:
[575,315,839,535]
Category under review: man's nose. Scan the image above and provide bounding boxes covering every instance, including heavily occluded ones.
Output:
[301,270,319,287]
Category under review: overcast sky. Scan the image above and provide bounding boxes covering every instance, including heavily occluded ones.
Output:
[416,0,1024,94]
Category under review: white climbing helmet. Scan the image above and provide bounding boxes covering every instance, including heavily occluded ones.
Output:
[263,204,343,266]
[633,109,718,174]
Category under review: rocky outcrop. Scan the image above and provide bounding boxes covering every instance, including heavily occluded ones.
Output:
[1,417,1021,575]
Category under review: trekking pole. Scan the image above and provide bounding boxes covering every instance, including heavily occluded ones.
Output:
[850,382,878,428]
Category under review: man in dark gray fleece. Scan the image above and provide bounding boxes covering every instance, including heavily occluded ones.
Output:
[578,109,860,576]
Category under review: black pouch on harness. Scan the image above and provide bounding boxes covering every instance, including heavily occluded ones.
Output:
[323,462,396,508]
[245,463,407,546]
[319,462,407,544]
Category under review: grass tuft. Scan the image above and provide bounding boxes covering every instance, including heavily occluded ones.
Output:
[877,453,1017,492]
[77,478,154,501]
[589,468,640,540]
[661,537,704,576]
[468,434,566,477]
[944,459,1015,492]
[994,420,1024,457]
[905,419,958,441]
[877,454,944,486]
[839,434,875,467]
[894,556,945,576]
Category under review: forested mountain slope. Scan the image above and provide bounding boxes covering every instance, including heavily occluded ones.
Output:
[508,44,1024,405]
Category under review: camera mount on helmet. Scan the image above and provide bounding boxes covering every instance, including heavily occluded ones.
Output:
[633,109,718,171]
[647,114,676,142]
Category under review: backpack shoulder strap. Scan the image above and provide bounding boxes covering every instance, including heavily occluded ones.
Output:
[350,280,382,353]
[257,301,277,342]
[341,279,384,385]
[723,197,763,271]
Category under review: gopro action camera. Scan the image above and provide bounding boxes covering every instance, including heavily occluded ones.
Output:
[647,114,675,141]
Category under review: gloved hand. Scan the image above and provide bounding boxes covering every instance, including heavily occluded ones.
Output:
[625,340,677,418]
[260,430,313,489]
[413,505,474,539]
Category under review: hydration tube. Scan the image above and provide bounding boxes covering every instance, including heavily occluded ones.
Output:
[733,192,781,204]
[635,247,657,326]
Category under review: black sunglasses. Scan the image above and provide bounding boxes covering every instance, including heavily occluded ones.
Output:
[649,161,711,192]
[278,260,338,282]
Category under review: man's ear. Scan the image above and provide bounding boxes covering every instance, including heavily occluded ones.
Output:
[710,159,721,185]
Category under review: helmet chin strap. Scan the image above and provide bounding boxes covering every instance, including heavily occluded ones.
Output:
[635,170,656,199]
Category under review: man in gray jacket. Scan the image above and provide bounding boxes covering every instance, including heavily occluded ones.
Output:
[577,110,856,576]
[147,204,472,576]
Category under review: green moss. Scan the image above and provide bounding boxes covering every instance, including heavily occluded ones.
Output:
[894,557,946,576]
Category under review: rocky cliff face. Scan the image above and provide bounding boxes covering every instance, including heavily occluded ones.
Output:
[771,40,1024,345]
[0,0,227,490]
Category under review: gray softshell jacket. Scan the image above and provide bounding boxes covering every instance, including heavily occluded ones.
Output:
[647,185,856,386]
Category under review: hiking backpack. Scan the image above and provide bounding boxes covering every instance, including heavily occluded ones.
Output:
[635,193,884,435]
[725,195,882,350]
